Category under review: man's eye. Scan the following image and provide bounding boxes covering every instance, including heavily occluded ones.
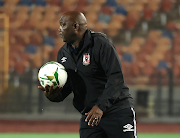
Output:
[61,23,66,27]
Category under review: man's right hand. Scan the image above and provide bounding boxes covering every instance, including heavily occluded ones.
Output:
[38,85,63,99]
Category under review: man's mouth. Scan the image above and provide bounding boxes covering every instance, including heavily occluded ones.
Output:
[59,33,62,37]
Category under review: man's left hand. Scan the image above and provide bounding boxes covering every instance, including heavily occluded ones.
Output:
[85,105,103,127]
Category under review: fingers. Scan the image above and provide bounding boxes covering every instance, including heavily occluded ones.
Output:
[45,85,50,93]
[88,115,95,126]
[38,86,45,91]
[49,84,54,93]
[85,113,100,127]
[96,117,101,126]
[85,112,91,122]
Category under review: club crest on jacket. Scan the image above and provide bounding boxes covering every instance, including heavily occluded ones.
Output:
[83,53,90,66]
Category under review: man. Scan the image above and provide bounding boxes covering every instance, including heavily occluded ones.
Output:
[38,11,137,138]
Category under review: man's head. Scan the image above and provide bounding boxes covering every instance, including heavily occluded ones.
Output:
[58,11,87,44]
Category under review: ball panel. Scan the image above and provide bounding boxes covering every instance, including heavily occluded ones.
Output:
[38,61,67,89]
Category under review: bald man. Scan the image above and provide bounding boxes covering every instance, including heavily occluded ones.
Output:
[38,11,137,138]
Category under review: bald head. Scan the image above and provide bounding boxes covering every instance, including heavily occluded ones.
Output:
[60,11,87,31]
[58,11,87,46]
[62,11,87,25]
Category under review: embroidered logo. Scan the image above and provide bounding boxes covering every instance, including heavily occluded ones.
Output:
[83,53,90,66]
[61,57,67,63]
[123,124,134,132]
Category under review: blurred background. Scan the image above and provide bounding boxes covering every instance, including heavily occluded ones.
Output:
[0,0,180,137]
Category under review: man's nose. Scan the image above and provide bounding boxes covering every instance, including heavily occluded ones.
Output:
[58,27,62,32]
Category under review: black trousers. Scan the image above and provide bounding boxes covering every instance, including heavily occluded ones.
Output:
[79,107,137,138]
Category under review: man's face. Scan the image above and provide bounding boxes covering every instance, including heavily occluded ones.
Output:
[58,15,77,43]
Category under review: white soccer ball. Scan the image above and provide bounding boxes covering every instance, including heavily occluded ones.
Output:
[38,61,67,89]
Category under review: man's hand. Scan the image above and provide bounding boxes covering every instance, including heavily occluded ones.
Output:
[85,105,103,127]
[38,84,63,99]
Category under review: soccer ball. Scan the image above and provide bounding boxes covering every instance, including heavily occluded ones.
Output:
[38,61,67,89]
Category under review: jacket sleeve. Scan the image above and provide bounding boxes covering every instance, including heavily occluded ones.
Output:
[95,39,127,112]
[46,49,72,102]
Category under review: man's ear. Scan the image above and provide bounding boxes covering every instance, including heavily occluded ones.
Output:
[73,23,79,30]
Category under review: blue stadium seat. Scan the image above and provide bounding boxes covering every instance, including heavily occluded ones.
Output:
[25,45,38,54]
[115,5,127,16]
[157,60,168,69]
[43,36,55,46]
[104,0,117,7]
[98,13,111,24]
[162,29,173,39]
[19,0,32,6]
[122,53,133,63]
[0,0,4,6]
[34,0,46,6]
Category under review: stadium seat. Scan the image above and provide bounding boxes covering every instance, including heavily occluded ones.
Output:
[29,13,43,28]
[104,0,117,7]
[43,36,55,47]
[48,29,59,38]
[98,13,111,24]
[60,6,72,13]
[120,60,131,78]
[106,20,122,37]
[173,63,180,78]
[20,20,34,30]
[2,4,16,18]
[157,60,168,69]
[49,18,60,30]
[161,0,174,12]
[16,12,29,25]
[9,20,22,29]
[86,12,98,29]
[4,0,19,5]
[111,14,125,23]
[85,4,101,14]
[93,22,107,32]
[75,4,86,13]
[43,45,53,61]
[142,62,155,76]
[122,53,133,63]
[55,38,65,48]
[116,0,134,10]
[25,45,38,54]
[46,0,62,6]
[161,29,173,39]
[77,0,88,6]
[115,46,123,56]
[18,30,32,44]
[115,5,127,16]
[164,50,172,62]
[34,0,46,6]
[166,21,176,31]
[0,0,3,6]
[45,5,60,13]
[148,0,161,12]
[143,5,154,21]
[91,0,106,5]
[129,61,140,77]
[125,14,137,29]
[14,60,26,74]
[19,0,32,6]
[51,45,62,60]
[33,6,45,13]
[148,30,162,43]
[32,48,42,67]
[29,31,43,46]
[101,5,114,15]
